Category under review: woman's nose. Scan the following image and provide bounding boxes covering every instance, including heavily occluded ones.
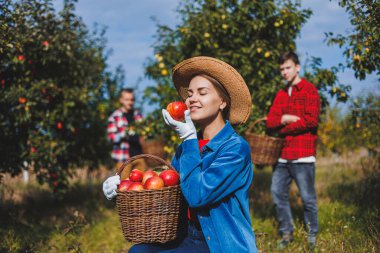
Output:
[187,95,197,103]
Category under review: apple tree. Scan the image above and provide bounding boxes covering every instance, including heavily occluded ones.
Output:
[350,89,380,152]
[325,0,380,80]
[140,0,344,154]
[0,0,121,191]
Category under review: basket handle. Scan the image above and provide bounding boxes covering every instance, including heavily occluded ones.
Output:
[247,117,267,134]
[116,154,175,176]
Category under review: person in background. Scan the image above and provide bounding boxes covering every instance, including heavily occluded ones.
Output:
[107,88,145,177]
[103,56,258,252]
[266,52,321,250]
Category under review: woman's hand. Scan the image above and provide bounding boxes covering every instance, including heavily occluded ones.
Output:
[162,109,197,141]
[102,175,120,200]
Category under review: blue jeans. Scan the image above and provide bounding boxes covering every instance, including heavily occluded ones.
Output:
[128,222,210,253]
[271,162,318,238]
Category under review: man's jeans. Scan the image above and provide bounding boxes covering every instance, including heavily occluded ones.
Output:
[271,162,318,238]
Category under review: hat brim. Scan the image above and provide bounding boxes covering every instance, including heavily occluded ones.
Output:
[172,56,252,125]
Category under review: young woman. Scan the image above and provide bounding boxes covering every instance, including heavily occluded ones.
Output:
[103,56,258,253]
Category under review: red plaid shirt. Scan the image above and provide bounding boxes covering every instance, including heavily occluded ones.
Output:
[107,109,143,162]
[266,79,321,160]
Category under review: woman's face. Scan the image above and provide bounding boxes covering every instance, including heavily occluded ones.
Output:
[186,75,226,125]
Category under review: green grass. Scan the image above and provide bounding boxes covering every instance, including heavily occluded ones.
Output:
[0,152,379,252]
[0,177,132,253]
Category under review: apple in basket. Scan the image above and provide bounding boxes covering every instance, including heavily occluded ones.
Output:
[167,101,187,121]
[129,169,144,182]
[159,169,180,187]
[118,179,132,192]
[127,182,145,191]
[144,176,165,190]
[142,170,158,185]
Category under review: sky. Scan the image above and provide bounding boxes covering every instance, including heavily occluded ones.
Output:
[55,0,378,113]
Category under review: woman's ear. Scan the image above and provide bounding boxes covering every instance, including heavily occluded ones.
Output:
[220,100,227,111]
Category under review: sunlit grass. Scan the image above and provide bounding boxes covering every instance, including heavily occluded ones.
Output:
[0,151,378,252]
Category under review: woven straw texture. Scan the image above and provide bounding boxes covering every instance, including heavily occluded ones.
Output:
[172,56,252,125]
[116,154,188,243]
[246,118,283,165]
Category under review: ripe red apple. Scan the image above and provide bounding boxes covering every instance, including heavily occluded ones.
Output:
[166,101,187,121]
[159,169,180,187]
[118,179,132,192]
[129,169,144,182]
[144,176,164,190]
[142,170,158,185]
[127,182,144,191]
[19,97,27,104]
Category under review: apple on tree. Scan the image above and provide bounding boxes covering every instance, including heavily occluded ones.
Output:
[166,101,187,121]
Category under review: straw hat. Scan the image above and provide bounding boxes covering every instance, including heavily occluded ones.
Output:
[172,56,252,125]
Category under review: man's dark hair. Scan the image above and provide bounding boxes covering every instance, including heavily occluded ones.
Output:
[119,88,134,97]
[279,52,300,65]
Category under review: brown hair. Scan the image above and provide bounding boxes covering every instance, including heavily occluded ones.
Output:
[119,88,134,98]
[279,52,300,65]
[198,74,231,121]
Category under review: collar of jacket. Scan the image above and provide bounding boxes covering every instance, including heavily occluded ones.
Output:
[198,121,235,152]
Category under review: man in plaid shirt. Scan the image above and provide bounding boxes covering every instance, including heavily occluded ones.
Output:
[107,88,145,176]
[266,52,320,250]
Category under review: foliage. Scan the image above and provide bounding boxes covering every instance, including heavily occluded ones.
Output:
[326,0,380,80]
[317,107,353,155]
[317,88,380,155]
[141,0,344,155]
[0,0,122,191]
[349,87,380,151]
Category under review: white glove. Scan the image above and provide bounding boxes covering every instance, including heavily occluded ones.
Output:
[162,109,197,141]
[102,175,120,200]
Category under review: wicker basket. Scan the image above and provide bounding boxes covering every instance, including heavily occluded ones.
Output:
[116,154,188,244]
[245,117,284,165]
[141,139,166,166]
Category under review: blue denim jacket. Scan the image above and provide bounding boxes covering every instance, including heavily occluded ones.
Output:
[172,121,258,253]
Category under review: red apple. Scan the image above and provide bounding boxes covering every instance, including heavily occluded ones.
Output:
[127,182,144,191]
[142,170,158,185]
[19,97,27,104]
[159,169,180,187]
[118,179,132,192]
[166,101,187,121]
[129,169,144,182]
[144,176,164,190]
